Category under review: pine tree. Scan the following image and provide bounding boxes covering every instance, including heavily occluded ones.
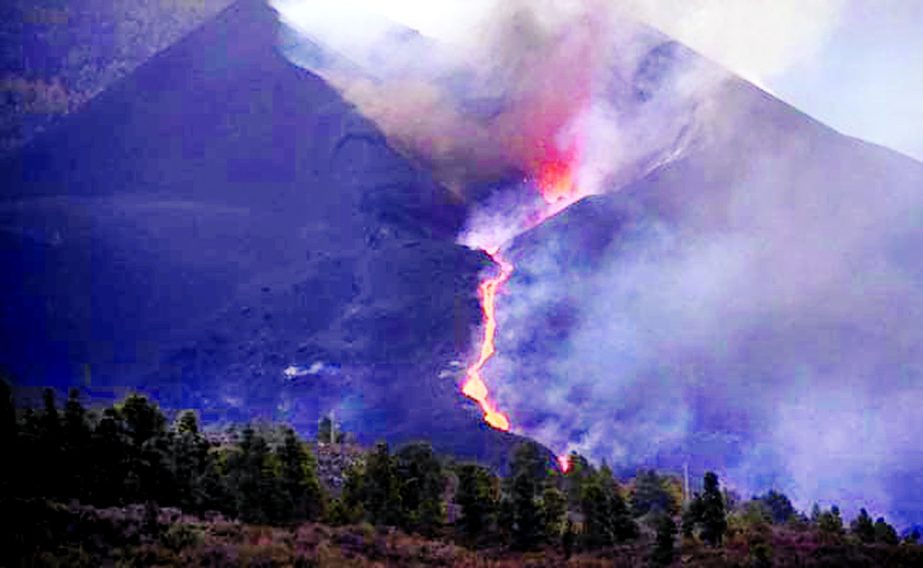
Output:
[698,472,727,547]
[277,427,325,523]
[40,388,61,439]
[509,442,546,550]
[497,496,515,545]
[874,517,899,545]
[562,519,576,559]
[604,465,639,542]
[395,442,446,536]
[36,388,62,497]
[600,468,639,542]
[62,388,91,499]
[199,447,230,515]
[682,493,702,538]
[120,393,166,447]
[176,409,200,436]
[0,378,14,448]
[171,410,208,512]
[651,512,678,566]
[89,407,130,505]
[850,508,875,543]
[756,490,795,525]
[328,462,367,525]
[118,394,172,503]
[455,463,498,544]
[581,465,638,549]
[581,472,613,549]
[563,452,593,509]
[631,470,679,517]
[810,503,822,524]
[362,442,403,526]
[229,426,282,524]
[541,486,567,544]
[817,505,844,535]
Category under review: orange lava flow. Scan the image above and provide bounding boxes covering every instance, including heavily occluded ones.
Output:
[462,248,514,431]
[462,149,585,459]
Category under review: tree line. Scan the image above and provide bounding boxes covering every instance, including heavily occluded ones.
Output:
[1,382,918,564]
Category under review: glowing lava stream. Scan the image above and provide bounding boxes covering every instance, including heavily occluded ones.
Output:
[462,246,514,431]
[462,159,586,435]
[462,145,587,471]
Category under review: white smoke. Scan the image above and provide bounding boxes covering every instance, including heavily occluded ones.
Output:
[273,0,717,211]
[622,0,847,86]
[271,0,923,526]
[490,88,923,523]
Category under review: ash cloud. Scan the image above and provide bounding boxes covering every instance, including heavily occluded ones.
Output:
[272,0,717,211]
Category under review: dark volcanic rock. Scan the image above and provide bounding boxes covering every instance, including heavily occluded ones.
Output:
[0,0,523,468]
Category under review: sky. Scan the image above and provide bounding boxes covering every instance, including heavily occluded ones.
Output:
[631,0,923,162]
[274,0,923,161]
[767,1,923,161]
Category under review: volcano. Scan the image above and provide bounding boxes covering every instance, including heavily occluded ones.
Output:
[2,0,922,524]
[0,0,528,468]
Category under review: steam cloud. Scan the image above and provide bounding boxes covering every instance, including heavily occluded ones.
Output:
[273,0,923,526]
[492,88,923,525]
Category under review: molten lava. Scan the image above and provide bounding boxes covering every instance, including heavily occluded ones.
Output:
[462,146,587,470]
[462,248,514,432]
[536,143,580,205]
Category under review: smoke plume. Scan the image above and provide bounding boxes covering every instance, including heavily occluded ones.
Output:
[273,0,717,213]
[492,87,923,524]
[273,0,923,526]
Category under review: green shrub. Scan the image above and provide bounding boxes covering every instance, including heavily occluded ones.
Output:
[160,523,203,552]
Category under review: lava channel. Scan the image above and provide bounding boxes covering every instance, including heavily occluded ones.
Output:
[462,246,514,431]
[462,150,589,473]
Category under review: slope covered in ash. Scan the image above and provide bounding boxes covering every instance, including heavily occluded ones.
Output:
[500,68,923,523]
[0,0,524,467]
[0,0,235,154]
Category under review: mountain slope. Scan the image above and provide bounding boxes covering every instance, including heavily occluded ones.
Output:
[0,0,523,467]
[0,0,235,154]
[499,69,923,523]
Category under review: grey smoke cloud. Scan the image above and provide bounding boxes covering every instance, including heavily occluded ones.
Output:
[492,87,923,523]
[273,0,714,214]
[272,0,923,526]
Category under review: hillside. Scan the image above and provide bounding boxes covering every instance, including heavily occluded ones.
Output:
[0,0,524,468]
[493,56,923,525]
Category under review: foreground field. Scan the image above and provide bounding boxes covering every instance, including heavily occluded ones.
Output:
[6,499,923,568]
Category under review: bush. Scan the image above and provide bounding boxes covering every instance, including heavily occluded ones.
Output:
[160,523,203,552]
